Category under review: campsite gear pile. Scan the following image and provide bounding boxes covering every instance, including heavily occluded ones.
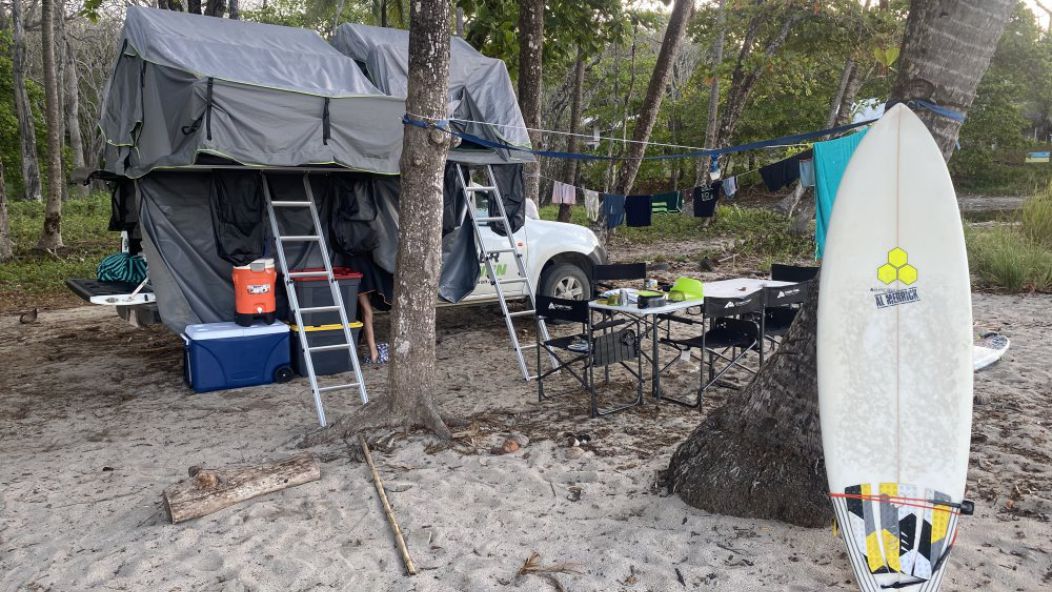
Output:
[232,258,277,326]
[182,322,293,393]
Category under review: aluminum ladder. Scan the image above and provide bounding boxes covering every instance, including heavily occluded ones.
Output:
[454,164,552,381]
[262,173,368,427]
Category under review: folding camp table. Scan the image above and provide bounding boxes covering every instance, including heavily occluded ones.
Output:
[588,278,795,401]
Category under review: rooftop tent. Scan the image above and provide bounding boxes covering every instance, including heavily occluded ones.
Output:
[96,8,529,334]
[330,23,533,162]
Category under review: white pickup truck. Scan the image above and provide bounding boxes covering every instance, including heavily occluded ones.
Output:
[452,208,606,305]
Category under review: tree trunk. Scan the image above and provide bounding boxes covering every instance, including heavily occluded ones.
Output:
[834,65,866,126]
[303,0,453,447]
[11,0,42,203]
[558,48,585,223]
[455,6,464,37]
[332,0,347,38]
[0,159,12,262]
[613,0,693,197]
[228,0,239,19]
[205,0,225,17]
[188,0,202,14]
[62,7,87,198]
[37,0,63,250]
[517,0,543,205]
[889,0,1014,159]
[666,280,828,527]
[667,0,1013,528]
[695,0,726,187]
[825,60,856,128]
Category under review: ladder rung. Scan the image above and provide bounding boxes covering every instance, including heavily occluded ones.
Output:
[508,310,536,318]
[299,305,342,313]
[474,216,505,223]
[318,383,360,393]
[487,247,517,254]
[278,235,321,242]
[466,185,498,192]
[518,343,539,350]
[308,344,350,353]
[496,277,528,285]
[288,271,331,279]
[271,201,312,207]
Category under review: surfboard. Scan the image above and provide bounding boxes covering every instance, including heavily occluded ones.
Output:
[973,332,1009,372]
[817,104,974,592]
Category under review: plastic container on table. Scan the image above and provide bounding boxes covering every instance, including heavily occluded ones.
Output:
[290,322,364,376]
[183,321,292,393]
[233,258,277,326]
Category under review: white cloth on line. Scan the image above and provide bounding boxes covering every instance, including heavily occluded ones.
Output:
[550,180,577,205]
[721,177,738,198]
[583,189,600,222]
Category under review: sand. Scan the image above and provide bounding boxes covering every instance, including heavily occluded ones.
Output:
[1,290,1050,592]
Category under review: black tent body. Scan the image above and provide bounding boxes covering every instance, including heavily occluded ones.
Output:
[100,8,532,333]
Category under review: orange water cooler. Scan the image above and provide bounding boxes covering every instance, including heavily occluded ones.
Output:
[233,258,277,326]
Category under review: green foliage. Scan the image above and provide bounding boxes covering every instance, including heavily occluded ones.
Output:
[0,193,115,307]
[966,185,1052,292]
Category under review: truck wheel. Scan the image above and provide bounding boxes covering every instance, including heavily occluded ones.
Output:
[539,263,591,301]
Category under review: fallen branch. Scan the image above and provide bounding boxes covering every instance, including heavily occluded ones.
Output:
[360,434,416,576]
[162,453,320,524]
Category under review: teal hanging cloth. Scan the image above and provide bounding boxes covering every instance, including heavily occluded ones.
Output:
[814,129,868,259]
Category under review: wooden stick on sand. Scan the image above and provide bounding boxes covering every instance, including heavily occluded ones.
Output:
[359,434,416,576]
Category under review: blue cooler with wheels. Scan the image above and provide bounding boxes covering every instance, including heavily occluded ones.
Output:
[183,322,293,393]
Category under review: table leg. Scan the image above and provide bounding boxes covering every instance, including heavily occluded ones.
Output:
[651,318,660,399]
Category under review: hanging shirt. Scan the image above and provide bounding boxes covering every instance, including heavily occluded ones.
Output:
[625,195,653,227]
[550,181,576,205]
[692,182,721,218]
[601,193,626,229]
[759,150,813,191]
[814,130,868,258]
[799,159,815,188]
[583,189,600,222]
[651,191,681,214]
[721,177,738,199]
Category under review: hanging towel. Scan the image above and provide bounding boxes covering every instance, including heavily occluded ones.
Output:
[721,177,738,199]
[692,182,721,218]
[601,193,626,229]
[759,150,813,191]
[551,180,576,205]
[583,188,600,222]
[814,130,868,259]
[651,191,681,214]
[625,195,653,227]
[799,159,815,188]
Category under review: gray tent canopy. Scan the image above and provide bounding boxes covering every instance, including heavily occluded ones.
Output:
[331,23,532,158]
[99,7,529,179]
[98,8,530,334]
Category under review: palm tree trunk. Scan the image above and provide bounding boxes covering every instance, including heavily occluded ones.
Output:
[37,0,64,250]
[666,0,1014,528]
[11,0,42,203]
[613,0,693,196]
[518,0,544,205]
[889,0,1015,159]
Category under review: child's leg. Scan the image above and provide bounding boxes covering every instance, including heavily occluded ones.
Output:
[358,292,379,363]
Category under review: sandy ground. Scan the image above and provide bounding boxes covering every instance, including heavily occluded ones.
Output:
[1,290,1050,592]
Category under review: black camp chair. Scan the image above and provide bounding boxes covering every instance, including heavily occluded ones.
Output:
[771,263,819,283]
[659,294,764,407]
[761,281,811,347]
[535,296,644,417]
[591,263,647,296]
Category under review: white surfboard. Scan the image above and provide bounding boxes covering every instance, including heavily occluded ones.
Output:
[973,333,1009,372]
[818,104,973,592]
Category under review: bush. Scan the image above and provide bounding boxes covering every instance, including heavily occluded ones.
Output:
[1020,185,1052,248]
[967,226,1052,292]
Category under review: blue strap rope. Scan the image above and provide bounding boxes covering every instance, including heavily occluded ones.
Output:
[402,100,965,162]
[403,114,876,162]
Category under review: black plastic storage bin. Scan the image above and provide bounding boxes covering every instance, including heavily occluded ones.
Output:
[288,267,362,326]
[290,322,364,376]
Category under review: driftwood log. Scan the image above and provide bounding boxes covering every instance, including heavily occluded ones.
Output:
[162,453,321,523]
